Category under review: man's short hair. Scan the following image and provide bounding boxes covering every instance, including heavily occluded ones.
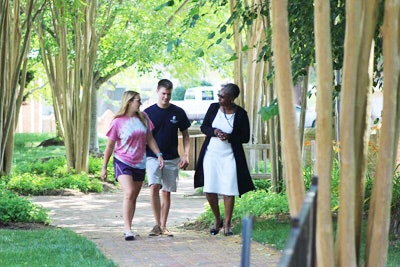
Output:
[158,79,173,90]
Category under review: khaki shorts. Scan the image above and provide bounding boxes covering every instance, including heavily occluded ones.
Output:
[146,157,180,192]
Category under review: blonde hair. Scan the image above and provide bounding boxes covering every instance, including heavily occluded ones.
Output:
[114,90,147,127]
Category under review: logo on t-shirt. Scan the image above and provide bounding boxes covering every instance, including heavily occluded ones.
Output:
[170,116,178,124]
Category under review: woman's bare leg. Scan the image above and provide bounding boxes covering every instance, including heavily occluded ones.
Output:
[223,195,235,233]
[118,175,143,232]
[206,193,223,230]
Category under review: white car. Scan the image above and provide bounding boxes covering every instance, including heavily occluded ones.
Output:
[296,105,316,128]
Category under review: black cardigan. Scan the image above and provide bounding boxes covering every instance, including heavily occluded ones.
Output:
[193,103,255,197]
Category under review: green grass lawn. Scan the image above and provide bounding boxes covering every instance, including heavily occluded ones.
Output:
[0,228,116,267]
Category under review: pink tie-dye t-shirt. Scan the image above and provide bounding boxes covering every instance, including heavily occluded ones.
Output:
[106,113,154,169]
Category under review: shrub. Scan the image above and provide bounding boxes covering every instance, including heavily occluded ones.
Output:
[6,172,102,195]
[54,173,103,193]
[235,190,289,219]
[6,173,56,195]
[253,179,271,191]
[14,157,67,176]
[0,188,50,224]
[198,189,289,225]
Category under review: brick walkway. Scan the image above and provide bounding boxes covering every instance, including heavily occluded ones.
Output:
[32,175,281,266]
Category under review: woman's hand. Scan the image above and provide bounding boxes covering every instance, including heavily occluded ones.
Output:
[215,128,228,141]
[101,166,107,181]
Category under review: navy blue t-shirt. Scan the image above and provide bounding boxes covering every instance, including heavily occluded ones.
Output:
[144,103,191,160]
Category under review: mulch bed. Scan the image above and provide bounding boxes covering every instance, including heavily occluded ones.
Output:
[0,222,53,230]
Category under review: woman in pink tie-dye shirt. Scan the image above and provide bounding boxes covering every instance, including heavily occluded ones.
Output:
[101,91,165,241]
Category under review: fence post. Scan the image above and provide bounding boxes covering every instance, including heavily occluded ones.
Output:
[278,176,318,267]
[241,216,254,267]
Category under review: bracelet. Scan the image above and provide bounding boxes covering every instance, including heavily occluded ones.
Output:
[156,152,163,157]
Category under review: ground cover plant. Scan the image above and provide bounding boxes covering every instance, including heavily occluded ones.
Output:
[0,188,49,224]
[7,133,117,196]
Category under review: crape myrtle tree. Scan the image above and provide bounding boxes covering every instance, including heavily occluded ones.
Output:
[34,0,233,171]
[37,0,98,173]
[37,0,230,158]
[36,0,176,169]
[276,0,398,266]
[0,0,46,176]
[314,0,400,265]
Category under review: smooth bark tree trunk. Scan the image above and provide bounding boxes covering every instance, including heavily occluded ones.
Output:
[353,0,379,260]
[366,1,400,265]
[0,0,39,176]
[89,85,101,155]
[314,0,335,266]
[337,1,363,265]
[271,0,305,215]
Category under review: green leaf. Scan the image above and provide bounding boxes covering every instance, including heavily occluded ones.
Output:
[227,53,238,61]
[258,98,279,122]
[208,32,216,39]
[166,41,174,53]
[195,48,204,57]
[190,14,200,28]
[154,0,175,11]
[219,24,227,33]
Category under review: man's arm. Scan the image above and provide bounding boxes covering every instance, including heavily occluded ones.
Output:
[179,129,190,169]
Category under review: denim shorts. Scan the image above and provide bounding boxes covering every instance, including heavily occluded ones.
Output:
[113,157,145,182]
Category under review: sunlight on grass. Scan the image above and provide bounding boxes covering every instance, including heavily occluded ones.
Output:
[13,133,66,166]
[0,228,116,267]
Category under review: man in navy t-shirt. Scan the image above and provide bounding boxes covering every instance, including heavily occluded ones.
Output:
[145,79,191,237]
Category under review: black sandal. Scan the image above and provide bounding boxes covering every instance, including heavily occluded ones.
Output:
[209,218,224,235]
[224,230,234,236]
[210,228,219,235]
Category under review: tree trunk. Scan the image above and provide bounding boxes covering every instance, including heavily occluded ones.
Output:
[0,0,38,176]
[298,70,309,153]
[37,0,98,173]
[314,0,335,266]
[89,84,101,155]
[366,1,400,265]
[353,0,379,261]
[337,0,380,265]
[229,0,244,106]
[271,0,305,215]
[265,60,279,191]
[336,1,364,265]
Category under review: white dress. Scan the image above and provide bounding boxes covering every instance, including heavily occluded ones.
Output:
[203,109,238,196]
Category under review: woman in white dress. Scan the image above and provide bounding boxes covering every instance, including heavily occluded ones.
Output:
[194,83,255,236]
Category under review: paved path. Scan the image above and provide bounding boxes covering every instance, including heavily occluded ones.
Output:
[32,174,281,266]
